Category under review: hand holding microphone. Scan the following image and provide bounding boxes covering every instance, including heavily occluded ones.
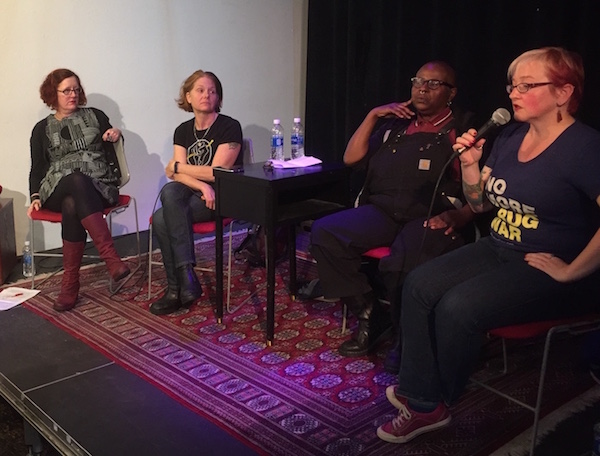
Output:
[453,108,511,164]
[454,129,487,166]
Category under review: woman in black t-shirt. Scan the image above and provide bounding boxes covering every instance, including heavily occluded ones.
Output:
[150,70,242,316]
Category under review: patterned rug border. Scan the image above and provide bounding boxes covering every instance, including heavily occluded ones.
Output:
[12,235,598,456]
[20,263,399,456]
[21,292,280,456]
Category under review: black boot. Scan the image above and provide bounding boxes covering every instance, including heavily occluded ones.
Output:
[383,328,401,374]
[177,264,203,307]
[339,291,390,357]
[150,287,181,315]
[382,274,403,373]
[150,262,182,315]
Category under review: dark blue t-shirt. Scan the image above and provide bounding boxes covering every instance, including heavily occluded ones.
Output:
[484,121,600,262]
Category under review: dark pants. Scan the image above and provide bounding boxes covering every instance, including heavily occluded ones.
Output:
[397,237,600,406]
[310,204,465,302]
[44,172,110,242]
[152,182,214,277]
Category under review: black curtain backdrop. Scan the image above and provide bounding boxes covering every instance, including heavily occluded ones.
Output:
[305,0,600,166]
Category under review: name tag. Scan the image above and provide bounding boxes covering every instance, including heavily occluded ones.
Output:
[418,159,431,171]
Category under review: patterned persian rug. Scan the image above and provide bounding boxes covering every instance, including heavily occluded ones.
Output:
[18,233,598,456]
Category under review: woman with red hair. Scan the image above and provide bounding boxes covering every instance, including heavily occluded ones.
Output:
[28,69,130,311]
[378,47,600,443]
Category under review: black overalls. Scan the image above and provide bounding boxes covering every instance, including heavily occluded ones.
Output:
[310,119,470,304]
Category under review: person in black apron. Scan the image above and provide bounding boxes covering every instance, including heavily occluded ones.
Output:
[310,61,477,359]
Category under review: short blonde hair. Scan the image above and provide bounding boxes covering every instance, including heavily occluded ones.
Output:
[508,47,584,114]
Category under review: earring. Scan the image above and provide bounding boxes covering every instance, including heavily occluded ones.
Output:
[447,100,453,107]
[557,109,563,123]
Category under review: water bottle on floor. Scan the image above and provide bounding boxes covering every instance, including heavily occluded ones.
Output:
[22,240,34,278]
[271,119,284,161]
[291,117,305,159]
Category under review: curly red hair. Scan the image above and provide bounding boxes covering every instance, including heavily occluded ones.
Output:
[39,69,87,110]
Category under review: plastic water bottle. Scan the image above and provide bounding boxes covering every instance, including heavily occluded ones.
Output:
[271,119,284,161]
[22,240,34,278]
[291,117,305,159]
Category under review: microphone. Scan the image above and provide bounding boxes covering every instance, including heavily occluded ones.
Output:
[455,108,511,155]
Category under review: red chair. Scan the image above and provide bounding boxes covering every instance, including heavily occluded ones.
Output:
[363,246,392,260]
[29,137,141,294]
[471,313,600,455]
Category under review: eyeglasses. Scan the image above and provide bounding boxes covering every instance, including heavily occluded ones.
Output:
[194,88,218,96]
[57,87,82,96]
[506,82,553,94]
[411,77,454,90]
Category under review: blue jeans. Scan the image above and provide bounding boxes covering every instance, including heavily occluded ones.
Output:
[152,182,214,280]
[396,236,600,405]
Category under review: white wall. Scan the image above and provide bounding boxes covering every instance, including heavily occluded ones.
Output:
[0,0,308,251]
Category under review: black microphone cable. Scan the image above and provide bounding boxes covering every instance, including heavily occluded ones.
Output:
[412,108,511,270]
[412,150,460,271]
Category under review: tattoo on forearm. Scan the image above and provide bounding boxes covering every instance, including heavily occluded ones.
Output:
[463,180,485,210]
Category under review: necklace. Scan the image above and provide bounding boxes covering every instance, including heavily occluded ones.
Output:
[193,113,218,142]
[414,109,453,128]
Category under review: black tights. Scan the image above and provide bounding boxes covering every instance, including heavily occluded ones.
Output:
[43,173,108,242]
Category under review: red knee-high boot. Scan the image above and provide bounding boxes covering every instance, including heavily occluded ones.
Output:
[55,240,85,311]
[81,212,130,281]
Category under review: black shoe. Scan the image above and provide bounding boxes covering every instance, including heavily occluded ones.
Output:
[177,264,203,307]
[297,279,338,302]
[383,345,401,374]
[339,308,392,357]
[149,288,181,315]
[383,329,401,373]
[339,323,391,357]
[338,292,391,357]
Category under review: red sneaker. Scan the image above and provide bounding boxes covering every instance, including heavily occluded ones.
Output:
[377,402,451,443]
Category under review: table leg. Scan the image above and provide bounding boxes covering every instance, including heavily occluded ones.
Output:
[288,225,297,299]
[265,224,276,346]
